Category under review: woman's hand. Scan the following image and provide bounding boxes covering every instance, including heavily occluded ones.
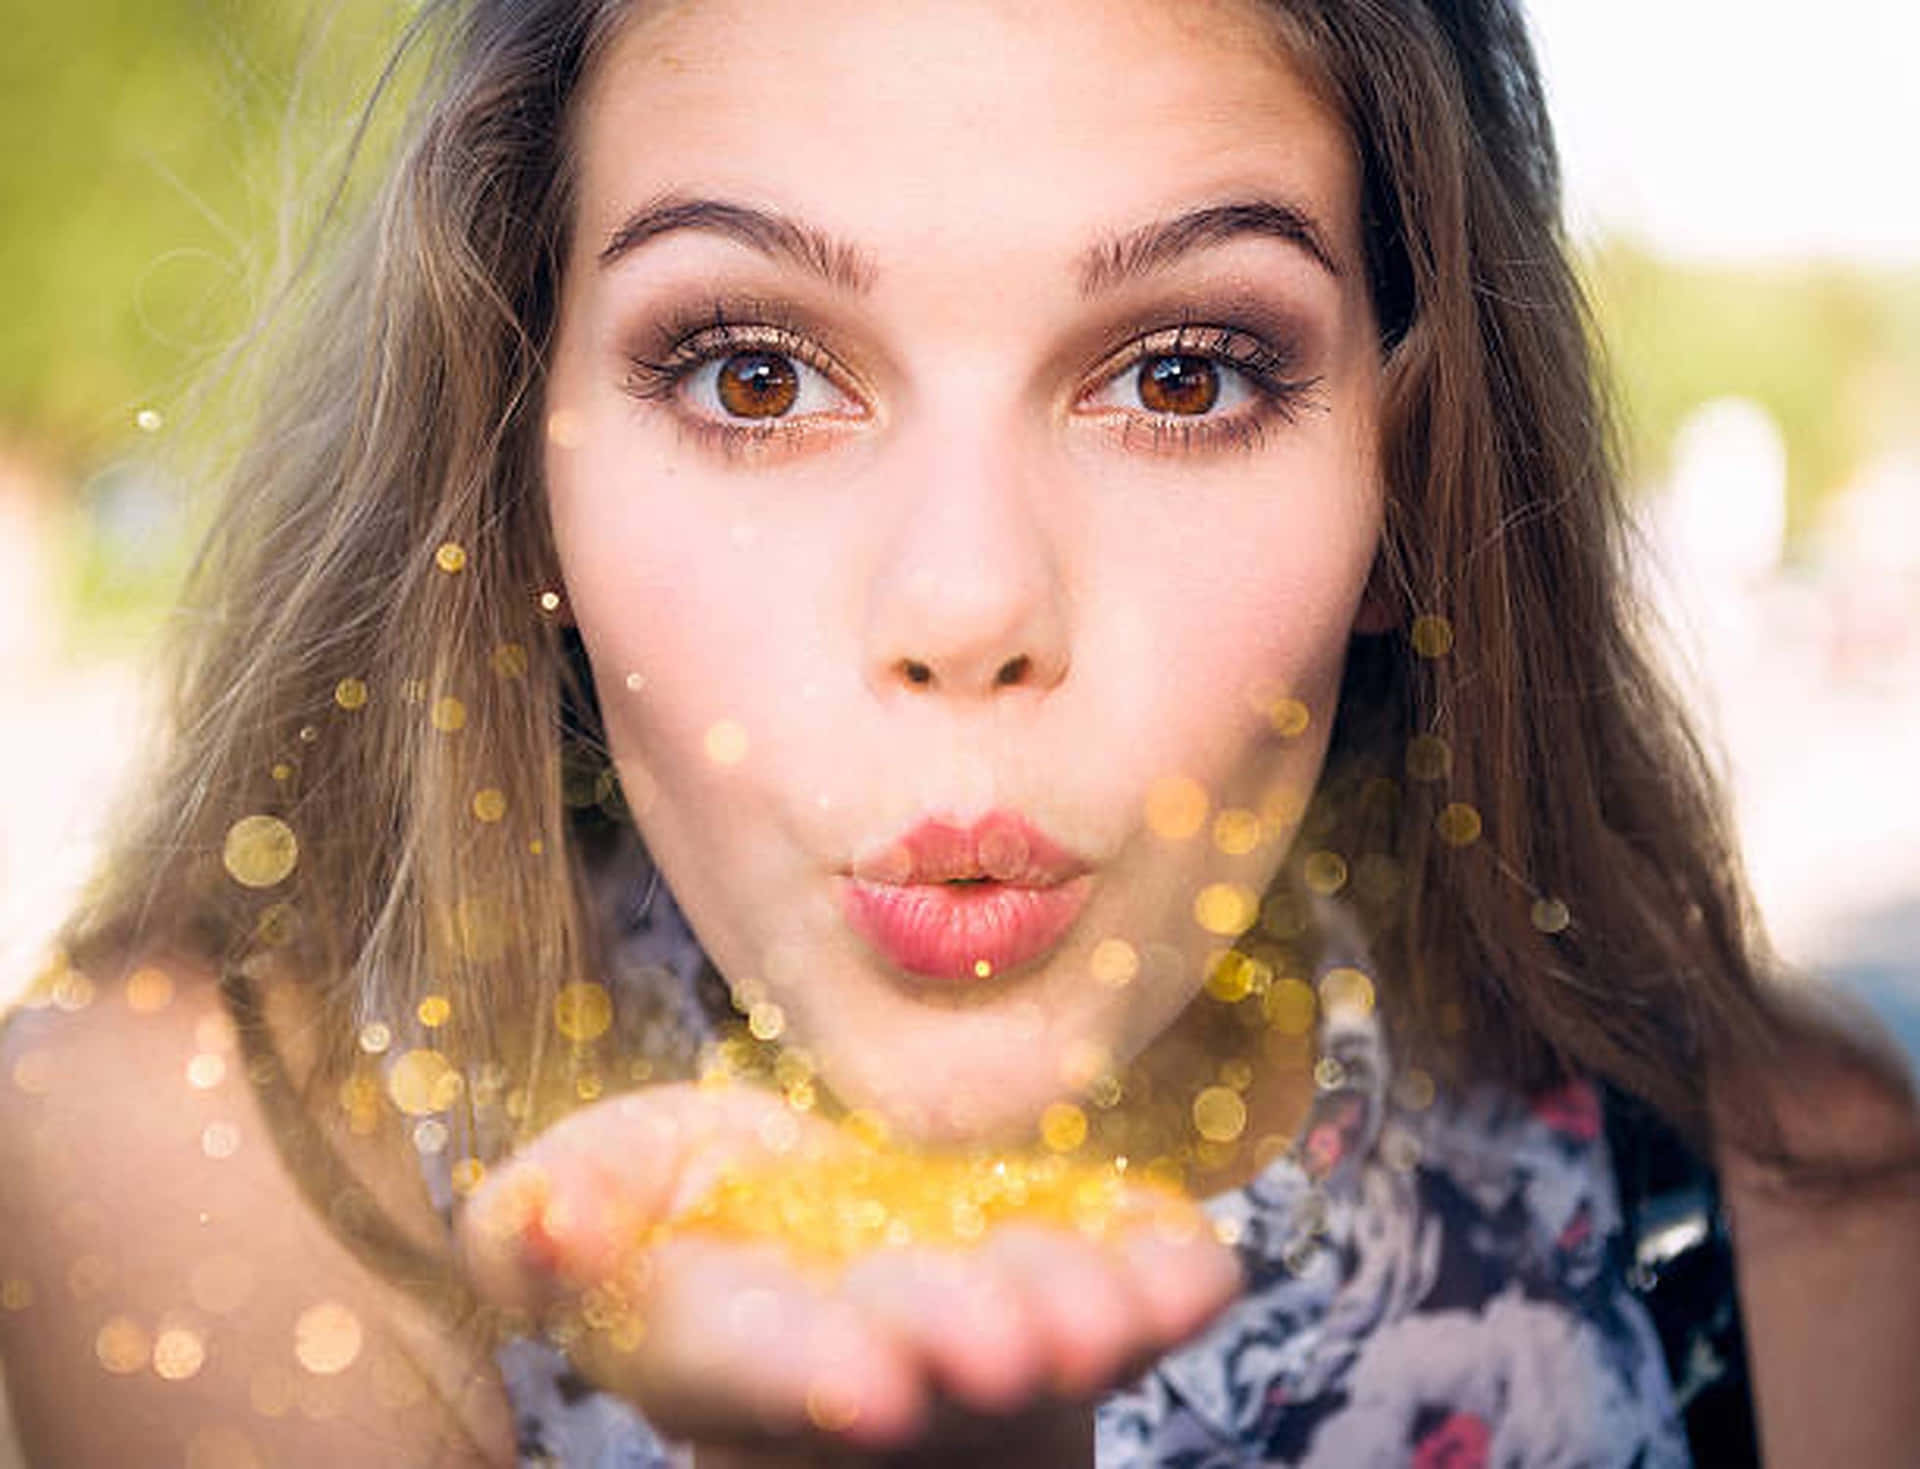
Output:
[459,1083,1242,1466]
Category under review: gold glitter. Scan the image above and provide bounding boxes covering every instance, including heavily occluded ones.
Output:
[1530,897,1571,934]
[1410,614,1455,658]
[1089,937,1139,988]
[1193,1086,1248,1143]
[190,1255,255,1315]
[298,724,319,744]
[1318,966,1376,1017]
[95,1316,149,1374]
[431,696,467,733]
[294,1303,363,1375]
[452,1158,488,1196]
[223,815,298,889]
[1313,1056,1347,1090]
[202,1122,241,1159]
[784,1078,817,1112]
[704,719,749,765]
[386,1050,461,1116]
[1212,808,1263,856]
[1040,1102,1089,1152]
[333,678,369,711]
[1205,951,1266,1004]
[465,784,508,823]
[153,1327,207,1381]
[1436,802,1483,847]
[1145,774,1208,840]
[1263,976,1317,1035]
[186,1426,264,1469]
[135,408,164,433]
[416,994,452,1028]
[624,671,645,692]
[1405,733,1452,782]
[1394,1068,1437,1111]
[746,1002,786,1041]
[774,1049,815,1087]
[187,1053,227,1090]
[249,1366,296,1418]
[491,642,529,679]
[554,981,614,1043]
[973,959,993,979]
[434,542,468,574]
[1193,882,1258,937]
[270,762,293,783]
[529,838,546,856]
[1267,697,1311,738]
[538,590,563,614]
[357,1021,392,1055]
[11,1051,55,1094]
[1303,850,1349,896]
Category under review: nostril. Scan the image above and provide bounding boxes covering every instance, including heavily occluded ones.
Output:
[995,655,1030,687]
[901,659,934,686]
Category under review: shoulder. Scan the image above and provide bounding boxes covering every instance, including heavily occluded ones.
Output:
[0,953,514,1468]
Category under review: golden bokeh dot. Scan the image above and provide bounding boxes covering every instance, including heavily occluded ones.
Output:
[333,678,369,712]
[1193,1085,1248,1143]
[1205,951,1266,1004]
[1267,697,1311,738]
[186,1053,227,1090]
[972,959,993,979]
[416,994,452,1029]
[1040,1101,1089,1153]
[1435,802,1483,847]
[1258,782,1307,833]
[469,786,508,823]
[270,762,293,783]
[153,1326,208,1382]
[223,815,298,889]
[202,1122,241,1160]
[746,1002,786,1042]
[451,1158,488,1196]
[357,1021,392,1055]
[1145,774,1208,841]
[2,1278,33,1311]
[624,671,646,693]
[11,1050,55,1094]
[1530,896,1572,934]
[297,724,319,744]
[386,1049,461,1117]
[1410,614,1455,658]
[433,542,468,574]
[1395,1068,1438,1111]
[186,1425,265,1469]
[1303,850,1349,896]
[50,968,96,1011]
[1313,1056,1348,1091]
[1089,937,1139,989]
[294,1302,364,1376]
[1220,1057,1255,1091]
[1193,882,1258,937]
[704,719,749,766]
[553,981,614,1043]
[1263,976,1317,1035]
[1318,966,1377,1017]
[136,407,165,433]
[1059,1039,1111,1090]
[1405,733,1453,783]
[413,1119,450,1155]
[431,696,468,734]
[538,590,564,614]
[95,1316,150,1374]
[1212,808,1263,856]
[491,642,529,679]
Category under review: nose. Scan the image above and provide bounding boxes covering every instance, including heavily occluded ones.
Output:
[862,421,1070,701]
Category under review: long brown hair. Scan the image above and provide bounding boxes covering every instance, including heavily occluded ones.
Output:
[61,0,1903,1222]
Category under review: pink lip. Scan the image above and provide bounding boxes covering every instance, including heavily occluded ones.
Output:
[841,813,1092,983]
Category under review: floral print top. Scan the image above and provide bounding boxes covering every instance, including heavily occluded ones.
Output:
[436,878,1690,1468]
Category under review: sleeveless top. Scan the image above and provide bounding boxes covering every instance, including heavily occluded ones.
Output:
[414,874,1692,1468]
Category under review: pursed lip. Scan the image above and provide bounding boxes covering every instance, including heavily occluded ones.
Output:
[841,812,1093,982]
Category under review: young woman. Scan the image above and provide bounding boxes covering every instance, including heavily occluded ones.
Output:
[4,1,1916,1465]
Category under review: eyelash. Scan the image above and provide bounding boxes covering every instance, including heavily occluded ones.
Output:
[621,307,1322,459]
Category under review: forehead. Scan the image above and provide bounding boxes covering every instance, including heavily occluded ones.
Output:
[569,0,1362,276]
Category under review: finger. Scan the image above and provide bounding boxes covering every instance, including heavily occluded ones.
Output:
[983,1225,1152,1399]
[839,1246,1042,1414]
[1112,1208,1244,1347]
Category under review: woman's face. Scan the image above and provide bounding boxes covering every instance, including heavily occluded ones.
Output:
[545,0,1384,1141]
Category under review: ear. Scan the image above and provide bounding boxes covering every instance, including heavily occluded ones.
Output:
[1350,551,1400,636]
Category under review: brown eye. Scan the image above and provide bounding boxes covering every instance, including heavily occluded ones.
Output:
[1137,354,1220,415]
[716,351,801,418]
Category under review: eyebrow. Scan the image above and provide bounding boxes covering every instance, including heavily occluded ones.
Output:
[1076,199,1341,295]
[599,194,878,294]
